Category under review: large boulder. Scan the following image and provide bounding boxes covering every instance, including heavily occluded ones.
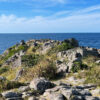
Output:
[29,77,55,93]
[56,61,69,75]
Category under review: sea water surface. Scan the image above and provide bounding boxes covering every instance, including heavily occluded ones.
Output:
[0,33,100,54]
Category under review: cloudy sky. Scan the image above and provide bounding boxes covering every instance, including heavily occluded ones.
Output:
[0,0,100,33]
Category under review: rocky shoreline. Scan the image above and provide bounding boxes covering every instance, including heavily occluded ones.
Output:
[0,38,100,100]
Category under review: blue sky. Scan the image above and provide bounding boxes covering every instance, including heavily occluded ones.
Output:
[0,0,100,33]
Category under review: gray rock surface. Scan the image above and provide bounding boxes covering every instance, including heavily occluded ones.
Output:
[2,91,22,99]
[29,77,54,92]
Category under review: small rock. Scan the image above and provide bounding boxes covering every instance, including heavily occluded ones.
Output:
[28,96,38,100]
[85,96,100,100]
[18,86,30,92]
[29,77,54,93]
[95,60,100,64]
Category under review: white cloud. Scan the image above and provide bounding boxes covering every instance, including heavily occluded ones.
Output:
[0,5,100,33]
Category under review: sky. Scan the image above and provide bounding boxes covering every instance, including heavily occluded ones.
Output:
[0,0,100,33]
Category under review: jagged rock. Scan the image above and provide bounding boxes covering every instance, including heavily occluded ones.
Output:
[44,91,66,100]
[15,68,24,81]
[95,60,100,64]
[70,95,84,100]
[40,40,58,54]
[85,96,100,100]
[18,86,30,92]
[91,89,100,96]
[79,84,97,89]
[60,88,80,99]
[28,96,38,100]
[52,93,66,100]
[57,46,99,72]
[79,89,92,96]
[29,77,55,93]
[1,91,22,99]
[56,63,68,75]
[22,92,33,98]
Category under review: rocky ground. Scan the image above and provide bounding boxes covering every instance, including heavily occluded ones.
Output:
[0,38,100,100]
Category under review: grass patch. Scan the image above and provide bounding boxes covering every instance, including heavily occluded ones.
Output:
[0,80,24,93]
[85,66,100,86]
[20,59,57,82]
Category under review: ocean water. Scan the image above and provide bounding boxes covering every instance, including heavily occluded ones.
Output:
[0,33,100,54]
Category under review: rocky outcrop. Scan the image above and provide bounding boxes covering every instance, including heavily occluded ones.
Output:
[4,50,25,67]
[40,40,59,54]
[57,47,100,72]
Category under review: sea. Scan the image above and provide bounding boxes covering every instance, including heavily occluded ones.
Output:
[0,33,100,54]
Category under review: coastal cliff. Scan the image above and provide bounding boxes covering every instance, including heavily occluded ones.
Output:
[0,38,100,100]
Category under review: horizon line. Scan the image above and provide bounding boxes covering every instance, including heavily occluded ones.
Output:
[0,32,100,34]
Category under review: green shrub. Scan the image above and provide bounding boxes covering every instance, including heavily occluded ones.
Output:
[21,54,39,67]
[1,44,28,62]
[57,42,74,52]
[47,42,74,55]
[71,62,88,73]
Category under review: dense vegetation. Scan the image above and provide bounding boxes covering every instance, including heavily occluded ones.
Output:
[21,54,39,67]
[71,61,88,73]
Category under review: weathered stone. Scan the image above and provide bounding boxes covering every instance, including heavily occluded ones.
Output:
[91,89,100,96]
[95,60,100,64]
[57,46,99,72]
[15,68,24,81]
[18,86,30,92]
[85,96,100,100]
[2,91,22,99]
[29,77,54,93]
[70,95,84,100]
[28,96,38,100]
[79,89,92,96]
[22,92,33,98]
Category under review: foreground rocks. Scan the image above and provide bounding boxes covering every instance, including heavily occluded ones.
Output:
[1,77,100,100]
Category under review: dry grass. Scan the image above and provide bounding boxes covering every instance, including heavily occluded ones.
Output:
[19,59,57,82]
